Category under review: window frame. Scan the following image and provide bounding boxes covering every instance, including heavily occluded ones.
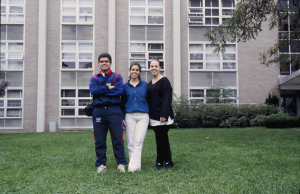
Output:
[61,0,94,24]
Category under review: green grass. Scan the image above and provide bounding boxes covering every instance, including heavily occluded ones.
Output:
[0,128,300,194]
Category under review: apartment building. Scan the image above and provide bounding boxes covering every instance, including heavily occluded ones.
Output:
[0,0,299,133]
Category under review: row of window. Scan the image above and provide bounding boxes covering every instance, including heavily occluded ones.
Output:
[189,88,237,104]
[1,0,24,128]
[189,44,236,70]
[62,0,94,23]
[278,0,300,75]
[189,0,235,8]
[60,0,94,128]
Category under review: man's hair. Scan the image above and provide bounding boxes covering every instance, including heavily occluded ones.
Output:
[98,53,112,63]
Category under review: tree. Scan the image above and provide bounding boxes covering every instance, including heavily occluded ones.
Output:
[265,92,280,106]
[204,0,300,67]
[0,69,9,97]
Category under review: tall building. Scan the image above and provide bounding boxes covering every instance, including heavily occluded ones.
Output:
[0,0,299,133]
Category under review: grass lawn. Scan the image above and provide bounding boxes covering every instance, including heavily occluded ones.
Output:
[0,127,300,193]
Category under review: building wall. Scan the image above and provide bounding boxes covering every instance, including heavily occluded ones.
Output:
[238,23,280,104]
[115,0,129,80]
[45,0,60,132]
[0,0,283,133]
[180,1,189,97]
[94,0,108,74]
[23,0,39,133]
[164,0,174,86]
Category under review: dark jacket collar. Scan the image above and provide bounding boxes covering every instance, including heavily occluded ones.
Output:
[97,69,113,76]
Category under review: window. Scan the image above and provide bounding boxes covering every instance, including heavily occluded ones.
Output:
[278,0,300,75]
[190,88,237,104]
[60,0,94,128]
[130,26,164,70]
[130,0,164,25]
[189,0,203,7]
[62,25,93,40]
[190,89,204,97]
[0,5,24,128]
[62,0,94,23]
[1,0,24,24]
[188,0,234,26]
[61,42,93,69]
[189,43,236,70]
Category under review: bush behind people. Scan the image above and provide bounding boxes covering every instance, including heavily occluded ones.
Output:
[172,97,299,128]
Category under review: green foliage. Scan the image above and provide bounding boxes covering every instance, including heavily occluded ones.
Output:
[265,92,279,107]
[0,68,9,97]
[172,96,299,128]
[219,116,248,128]
[204,0,300,66]
[250,114,267,126]
[172,94,201,128]
[263,112,300,128]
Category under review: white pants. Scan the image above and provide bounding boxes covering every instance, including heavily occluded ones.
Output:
[125,112,149,170]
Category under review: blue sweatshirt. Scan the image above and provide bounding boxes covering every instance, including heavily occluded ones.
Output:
[89,69,123,106]
[122,80,149,113]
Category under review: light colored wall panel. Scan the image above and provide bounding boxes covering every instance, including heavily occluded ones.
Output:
[238,23,280,104]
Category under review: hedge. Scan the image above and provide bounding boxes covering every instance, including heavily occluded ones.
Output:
[172,103,300,128]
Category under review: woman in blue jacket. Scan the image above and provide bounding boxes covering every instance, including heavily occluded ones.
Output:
[122,63,149,173]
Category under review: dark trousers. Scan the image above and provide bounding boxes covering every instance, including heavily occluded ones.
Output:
[93,105,127,166]
[153,125,172,164]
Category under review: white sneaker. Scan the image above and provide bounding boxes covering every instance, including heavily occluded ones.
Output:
[97,165,107,173]
[117,164,125,173]
[128,168,141,173]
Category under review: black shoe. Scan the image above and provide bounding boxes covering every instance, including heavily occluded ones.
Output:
[165,162,173,169]
[155,162,164,171]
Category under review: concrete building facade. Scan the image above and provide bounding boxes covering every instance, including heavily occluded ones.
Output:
[0,0,299,133]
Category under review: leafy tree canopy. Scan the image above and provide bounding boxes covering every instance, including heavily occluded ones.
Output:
[204,0,300,67]
[0,70,9,97]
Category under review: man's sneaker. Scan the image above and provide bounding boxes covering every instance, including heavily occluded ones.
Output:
[97,165,107,173]
[117,164,126,173]
[165,162,173,169]
[155,162,164,171]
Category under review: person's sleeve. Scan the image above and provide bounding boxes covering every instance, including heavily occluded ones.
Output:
[160,78,173,119]
[145,82,149,102]
[89,76,108,96]
[121,87,127,120]
[107,74,124,96]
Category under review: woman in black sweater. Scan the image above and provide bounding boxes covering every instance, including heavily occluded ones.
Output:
[147,59,174,171]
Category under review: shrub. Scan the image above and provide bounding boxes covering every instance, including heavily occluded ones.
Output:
[219,116,248,128]
[172,95,201,128]
[263,112,299,128]
[172,95,290,128]
[199,104,237,128]
[250,115,267,127]
[265,92,279,107]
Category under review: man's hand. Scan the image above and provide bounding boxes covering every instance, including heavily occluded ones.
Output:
[160,117,166,122]
[108,86,115,90]
[122,120,126,129]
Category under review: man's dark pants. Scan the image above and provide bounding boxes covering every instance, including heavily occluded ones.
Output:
[93,105,127,166]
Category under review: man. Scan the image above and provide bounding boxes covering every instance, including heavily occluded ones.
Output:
[89,53,127,173]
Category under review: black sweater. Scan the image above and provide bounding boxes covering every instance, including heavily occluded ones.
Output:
[147,77,174,121]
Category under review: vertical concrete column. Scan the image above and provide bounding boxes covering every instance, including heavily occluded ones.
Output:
[108,0,116,71]
[36,0,47,132]
[173,0,181,97]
